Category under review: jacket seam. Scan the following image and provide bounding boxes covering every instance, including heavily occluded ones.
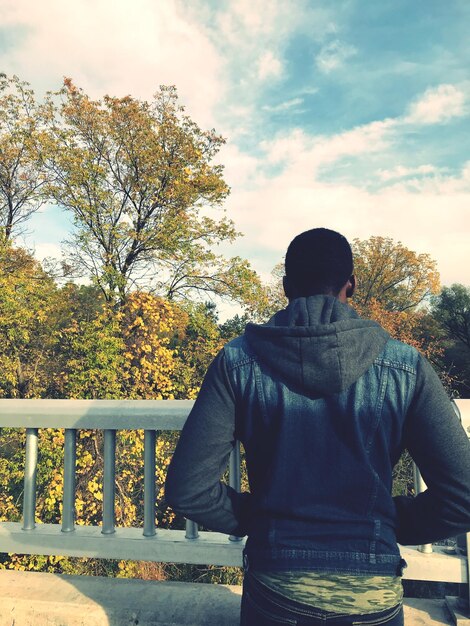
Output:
[373,358,416,374]
[226,355,255,371]
[365,363,388,455]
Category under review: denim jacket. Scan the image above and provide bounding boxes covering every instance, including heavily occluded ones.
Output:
[223,299,416,576]
[165,296,470,571]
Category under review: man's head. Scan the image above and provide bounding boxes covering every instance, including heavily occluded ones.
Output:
[283,227,355,302]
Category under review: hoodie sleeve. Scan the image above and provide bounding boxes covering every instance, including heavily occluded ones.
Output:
[394,354,470,545]
[164,350,252,536]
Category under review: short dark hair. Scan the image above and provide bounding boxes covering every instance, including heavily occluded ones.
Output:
[285,228,353,297]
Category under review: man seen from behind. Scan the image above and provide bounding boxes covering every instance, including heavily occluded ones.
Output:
[165,227,470,626]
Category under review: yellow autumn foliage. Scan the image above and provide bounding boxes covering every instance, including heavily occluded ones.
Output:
[121,292,188,399]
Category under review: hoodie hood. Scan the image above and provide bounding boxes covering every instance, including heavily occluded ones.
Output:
[245,295,389,395]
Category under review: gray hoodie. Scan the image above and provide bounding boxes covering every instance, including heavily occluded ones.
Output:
[244,296,389,395]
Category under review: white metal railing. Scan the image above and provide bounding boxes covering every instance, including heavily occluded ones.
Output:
[10,400,195,538]
[0,399,469,587]
[0,399,243,566]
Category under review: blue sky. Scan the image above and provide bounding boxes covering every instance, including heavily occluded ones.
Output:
[1,0,469,303]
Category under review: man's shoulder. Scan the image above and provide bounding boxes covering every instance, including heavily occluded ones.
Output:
[375,337,420,373]
[223,334,255,369]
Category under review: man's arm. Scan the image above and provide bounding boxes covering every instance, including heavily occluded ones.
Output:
[165,350,252,536]
[394,355,470,545]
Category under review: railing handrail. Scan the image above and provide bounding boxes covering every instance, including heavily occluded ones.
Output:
[0,398,194,430]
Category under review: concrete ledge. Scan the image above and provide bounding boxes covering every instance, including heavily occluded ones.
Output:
[405,598,454,625]
[0,570,242,626]
[0,570,459,626]
[400,545,468,583]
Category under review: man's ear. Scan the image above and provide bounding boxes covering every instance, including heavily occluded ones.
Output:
[346,275,356,298]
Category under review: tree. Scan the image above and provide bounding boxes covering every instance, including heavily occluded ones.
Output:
[430,284,470,395]
[172,302,224,398]
[219,313,251,342]
[353,298,444,368]
[352,236,440,312]
[0,243,59,398]
[431,284,470,350]
[0,75,44,243]
[351,237,448,384]
[120,292,188,399]
[41,79,260,307]
[55,305,125,400]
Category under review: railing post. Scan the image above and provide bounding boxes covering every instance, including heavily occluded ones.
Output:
[413,464,432,553]
[185,519,199,539]
[229,441,243,542]
[62,428,77,533]
[102,429,116,535]
[466,533,470,616]
[22,428,39,531]
[450,399,468,612]
[462,532,470,616]
[446,531,470,621]
[143,430,156,537]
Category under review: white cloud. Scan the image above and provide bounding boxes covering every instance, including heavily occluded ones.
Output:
[0,0,224,128]
[0,0,337,138]
[255,82,467,188]
[405,84,467,125]
[217,141,261,190]
[231,0,283,34]
[378,164,440,181]
[310,119,395,165]
[257,51,283,81]
[208,2,338,131]
[461,161,470,182]
[261,118,396,179]
[224,163,470,289]
[316,40,357,73]
[263,98,303,112]
[216,1,333,46]
[212,78,470,289]
[221,81,469,289]
[31,242,63,262]
[2,1,469,297]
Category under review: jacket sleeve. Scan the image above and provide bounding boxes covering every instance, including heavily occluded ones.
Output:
[394,354,470,545]
[164,350,252,536]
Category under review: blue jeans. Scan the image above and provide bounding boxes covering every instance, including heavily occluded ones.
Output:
[240,572,404,626]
